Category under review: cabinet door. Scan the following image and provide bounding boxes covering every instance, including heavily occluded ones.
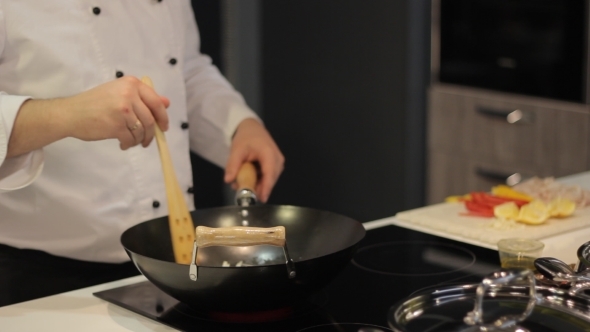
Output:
[429,89,589,170]
[427,87,590,204]
[464,97,590,174]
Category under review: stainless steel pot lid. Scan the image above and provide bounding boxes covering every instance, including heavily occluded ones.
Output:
[388,269,590,332]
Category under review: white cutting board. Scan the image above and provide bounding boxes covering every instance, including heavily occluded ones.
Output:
[395,202,590,247]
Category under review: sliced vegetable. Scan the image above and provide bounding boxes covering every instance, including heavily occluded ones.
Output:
[470,192,528,207]
[464,200,494,217]
[445,194,471,203]
[491,185,533,202]
[456,186,576,224]
[461,191,532,219]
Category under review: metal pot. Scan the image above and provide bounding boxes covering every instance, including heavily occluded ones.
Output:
[388,269,590,332]
[576,241,590,274]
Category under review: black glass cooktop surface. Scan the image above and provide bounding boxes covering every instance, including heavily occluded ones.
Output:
[94,225,500,331]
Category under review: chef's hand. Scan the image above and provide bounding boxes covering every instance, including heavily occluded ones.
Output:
[224,118,284,203]
[7,76,170,158]
[63,76,170,150]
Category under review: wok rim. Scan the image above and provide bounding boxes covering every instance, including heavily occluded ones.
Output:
[121,204,366,268]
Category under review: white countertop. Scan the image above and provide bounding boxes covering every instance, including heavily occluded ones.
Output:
[2,171,590,331]
[0,275,176,332]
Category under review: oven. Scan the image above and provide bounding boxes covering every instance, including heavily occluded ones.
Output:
[94,224,501,331]
[432,0,589,103]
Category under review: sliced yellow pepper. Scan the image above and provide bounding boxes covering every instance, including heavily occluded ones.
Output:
[445,194,471,203]
[491,185,533,202]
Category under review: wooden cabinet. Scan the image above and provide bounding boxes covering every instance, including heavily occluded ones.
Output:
[427,83,590,204]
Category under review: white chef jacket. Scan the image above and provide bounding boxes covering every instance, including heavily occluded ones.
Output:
[0,0,259,263]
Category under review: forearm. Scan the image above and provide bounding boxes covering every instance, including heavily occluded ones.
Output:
[6,99,70,158]
[5,77,170,159]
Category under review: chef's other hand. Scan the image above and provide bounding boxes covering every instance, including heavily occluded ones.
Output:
[64,76,170,150]
[224,119,284,203]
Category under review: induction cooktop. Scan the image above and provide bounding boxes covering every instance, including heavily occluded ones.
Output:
[94,224,501,331]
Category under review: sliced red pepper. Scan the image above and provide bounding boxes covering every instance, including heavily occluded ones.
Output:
[464,200,494,217]
[469,193,496,209]
[469,192,528,207]
[461,191,529,219]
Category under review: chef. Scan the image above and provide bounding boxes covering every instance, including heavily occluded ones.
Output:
[0,1,284,306]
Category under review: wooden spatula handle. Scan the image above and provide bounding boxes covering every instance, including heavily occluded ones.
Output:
[196,226,286,248]
[142,76,195,265]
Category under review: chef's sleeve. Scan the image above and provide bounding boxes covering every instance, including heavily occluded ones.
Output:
[0,93,44,193]
[181,1,261,168]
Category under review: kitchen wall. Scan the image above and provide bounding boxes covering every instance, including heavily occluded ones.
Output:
[190,0,431,222]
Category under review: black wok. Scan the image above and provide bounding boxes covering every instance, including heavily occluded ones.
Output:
[121,203,365,312]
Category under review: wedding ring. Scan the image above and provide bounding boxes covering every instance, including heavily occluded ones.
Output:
[129,120,141,131]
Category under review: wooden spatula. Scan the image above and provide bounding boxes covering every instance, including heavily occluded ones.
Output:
[141,76,194,264]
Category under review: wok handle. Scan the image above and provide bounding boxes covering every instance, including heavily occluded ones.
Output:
[235,162,258,207]
[196,226,286,248]
[236,162,257,192]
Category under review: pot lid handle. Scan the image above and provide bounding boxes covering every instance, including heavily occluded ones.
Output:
[464,269,537,331]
